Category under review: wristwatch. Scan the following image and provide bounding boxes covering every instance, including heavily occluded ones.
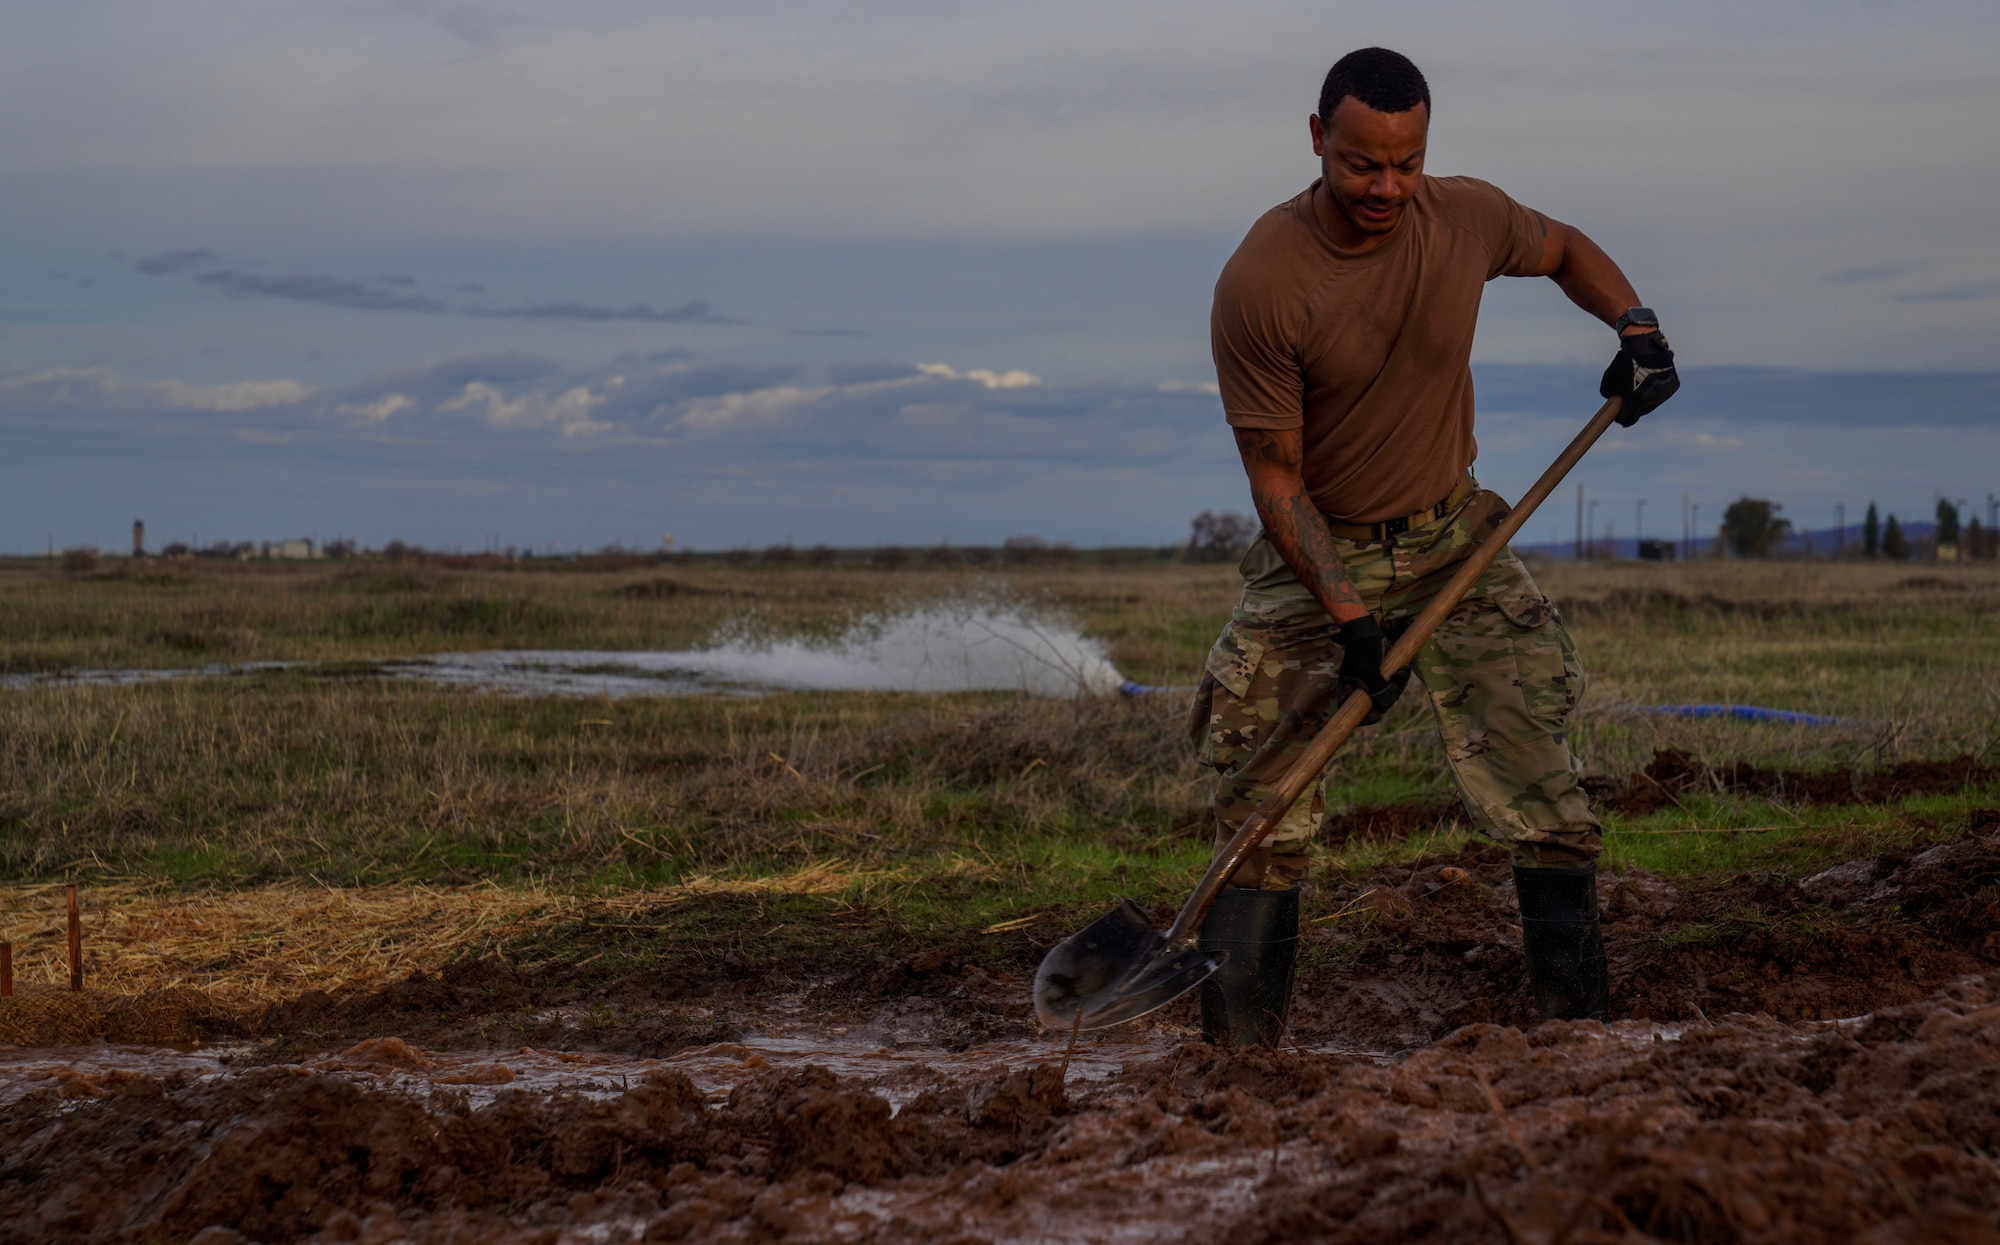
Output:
[1612,307,1659,334]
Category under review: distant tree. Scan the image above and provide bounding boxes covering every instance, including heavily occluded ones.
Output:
[1863,502,1880,557]
[1937,498,1960,547]
[1000,535,1049,565]
[1966,517,1987,560]
[871,545,908,569]
[61,547,99,574]
[161,542,191,559]
[1186,510,1259,562]
[384,540,414,562]
[323,538,356,560]
[805,544,838,566]
[923,543,960,567]
[762,543,796,564]
[1718,497,1793,558]
[1882,514,1908,559]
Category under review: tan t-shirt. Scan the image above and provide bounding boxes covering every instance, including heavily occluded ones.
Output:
[1211,175,1546,523]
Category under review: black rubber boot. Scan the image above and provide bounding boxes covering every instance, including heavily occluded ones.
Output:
[1197,886,1300,1047]
[1513,866,1610,1020]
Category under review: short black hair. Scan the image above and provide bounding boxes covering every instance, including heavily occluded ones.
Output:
[1318,47,1430,122]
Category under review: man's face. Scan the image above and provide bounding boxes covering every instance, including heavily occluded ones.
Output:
[1310,98,1428,238]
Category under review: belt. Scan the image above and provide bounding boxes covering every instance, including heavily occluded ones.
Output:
[1322,474,1476,542]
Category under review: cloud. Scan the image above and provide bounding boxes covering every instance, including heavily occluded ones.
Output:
[463,299,728,323]
[151,379,311,410]
[1824,261,1926,284]
[132,249,220,275]
[440,381,611,437]
[0,366,310,413]
[133,251,727,322]
[677,384,831,431]
[10,348,1998,550]
[916,362,1042,389]
[191,269,452,313]
[334,393,414,422]
[330,352,564,408]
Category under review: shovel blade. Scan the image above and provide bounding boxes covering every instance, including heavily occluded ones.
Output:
[1033,899,1225,1032]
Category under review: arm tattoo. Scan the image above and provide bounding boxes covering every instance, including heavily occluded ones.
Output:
[1234,429,1365,618]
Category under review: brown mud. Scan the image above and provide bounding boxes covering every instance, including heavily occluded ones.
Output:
[1590,748,1998,818]
[7,978,2000,1242]
[6,813,2000,1240]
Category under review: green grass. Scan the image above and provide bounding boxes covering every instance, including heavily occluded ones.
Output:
[0,557,1996,959]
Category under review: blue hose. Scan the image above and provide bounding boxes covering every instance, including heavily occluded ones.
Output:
[1122,680,1856,728]
[1637,703,1856,727]
[1119,680,1194,696]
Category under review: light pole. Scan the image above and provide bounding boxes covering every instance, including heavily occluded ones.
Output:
[1575,483,1585,560]
[1587,500,1600,558]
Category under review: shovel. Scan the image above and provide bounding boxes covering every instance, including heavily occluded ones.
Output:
[1033,396,1626,1031]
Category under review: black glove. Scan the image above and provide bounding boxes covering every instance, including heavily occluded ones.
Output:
[1599,328,1680,426]
[1336,615,1412,725]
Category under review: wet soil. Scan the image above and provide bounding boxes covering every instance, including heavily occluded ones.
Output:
[1590,748,1998,818]
[6,812,2000,1240]
[7,978,2000,1242]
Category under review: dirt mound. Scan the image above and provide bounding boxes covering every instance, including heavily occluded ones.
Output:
[0,986,222,1046]
[10,979,2000,1243]
[1288,815,2000,1053]
[1324,800,1463,845]
[1592,748,1997,817]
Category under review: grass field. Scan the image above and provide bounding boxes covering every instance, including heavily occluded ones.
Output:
[0,554,1996,1000]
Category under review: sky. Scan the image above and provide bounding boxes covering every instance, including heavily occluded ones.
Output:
[3,0,1998,553]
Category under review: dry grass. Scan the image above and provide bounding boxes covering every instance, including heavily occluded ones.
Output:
[0,679,1206,885]
[0,556,1994,1006]
[0,859,914,1006]
[0,557,1238,686]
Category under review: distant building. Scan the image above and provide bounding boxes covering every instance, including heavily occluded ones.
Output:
[260,538,322,560]
[132,520,145,557]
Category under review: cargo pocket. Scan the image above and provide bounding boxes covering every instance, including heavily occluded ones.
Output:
[1203,625,1265,700]
[1186,672,1218,752]
[1193,625,1268,770]
[1490,581,1583,727]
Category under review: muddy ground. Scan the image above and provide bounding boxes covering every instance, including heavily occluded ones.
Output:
[3,793,1999,1241]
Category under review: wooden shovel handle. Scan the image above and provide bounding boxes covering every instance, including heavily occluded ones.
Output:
[1161,397,1624,949]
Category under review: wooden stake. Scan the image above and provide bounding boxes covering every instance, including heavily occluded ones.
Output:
[67,885,82,992]
[1,941,11,997]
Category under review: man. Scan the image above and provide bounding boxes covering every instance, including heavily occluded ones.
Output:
[1190,47,1678,1045]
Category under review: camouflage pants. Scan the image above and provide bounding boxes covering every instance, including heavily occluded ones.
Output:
[1189,488,1601,888]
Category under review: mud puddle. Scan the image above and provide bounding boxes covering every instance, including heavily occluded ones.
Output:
[0,1031,1150,1117]
[1,604,1129,698]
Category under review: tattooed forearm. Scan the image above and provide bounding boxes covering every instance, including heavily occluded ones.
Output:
[1233,427,1366,622]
